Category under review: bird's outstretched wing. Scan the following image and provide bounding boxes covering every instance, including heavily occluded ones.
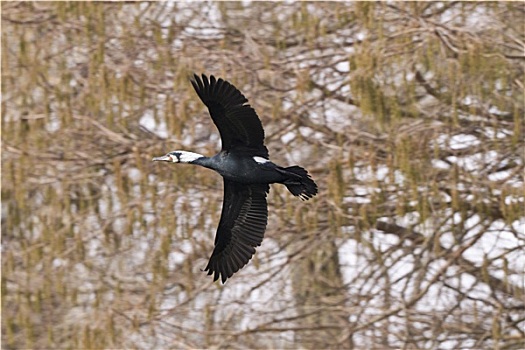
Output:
[190,74,269,158]
[204,180,269,283]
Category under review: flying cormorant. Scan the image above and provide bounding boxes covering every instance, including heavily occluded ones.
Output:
[153,74,318,283]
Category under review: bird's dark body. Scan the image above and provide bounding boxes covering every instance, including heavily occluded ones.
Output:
[153,74,318,283]
[195,151,288,185]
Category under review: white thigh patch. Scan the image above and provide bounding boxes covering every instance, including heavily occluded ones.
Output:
[253,156,270,164]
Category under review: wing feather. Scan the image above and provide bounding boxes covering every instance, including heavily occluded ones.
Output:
[190,74,269,158]
[204,180,269,283]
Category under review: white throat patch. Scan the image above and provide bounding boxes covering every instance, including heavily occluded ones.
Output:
[176,151,204,163]
[253,156,270,164]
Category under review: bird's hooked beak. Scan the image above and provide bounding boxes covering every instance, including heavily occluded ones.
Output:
[152,154,173,162]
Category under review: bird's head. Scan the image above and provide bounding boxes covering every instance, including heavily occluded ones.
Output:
[152,151,204,164]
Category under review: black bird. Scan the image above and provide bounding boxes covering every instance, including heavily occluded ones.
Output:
[153,74,318,283]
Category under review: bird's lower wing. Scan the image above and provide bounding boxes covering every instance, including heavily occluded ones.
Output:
[204,180,269,283]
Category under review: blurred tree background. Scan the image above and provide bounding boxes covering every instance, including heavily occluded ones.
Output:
[2,2,524,349]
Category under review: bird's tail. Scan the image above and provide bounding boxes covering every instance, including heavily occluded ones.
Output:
[282,166,318,200]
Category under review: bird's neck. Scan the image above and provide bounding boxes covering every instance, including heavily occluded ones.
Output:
[177,150,216,170]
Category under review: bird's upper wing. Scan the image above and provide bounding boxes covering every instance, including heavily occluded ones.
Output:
[204,180,269,283]
[190,74,269,158]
